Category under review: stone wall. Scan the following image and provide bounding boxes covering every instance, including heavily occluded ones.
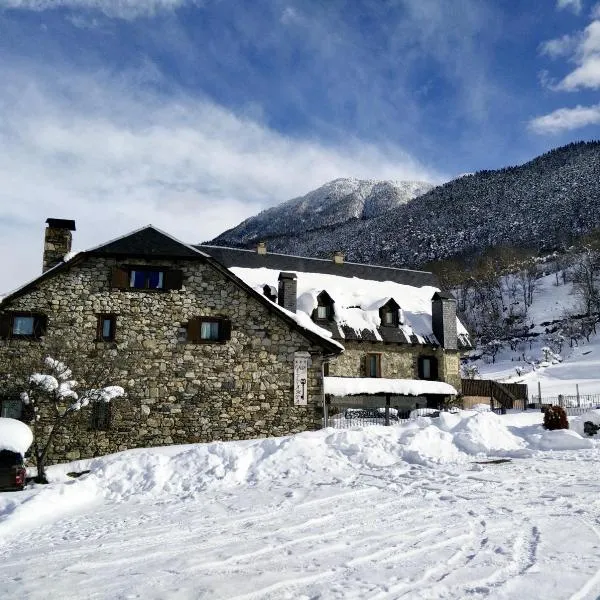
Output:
[329,341,461,391]
[0,256,326,463]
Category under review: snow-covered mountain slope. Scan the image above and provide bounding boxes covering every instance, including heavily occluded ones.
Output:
[213,141,600,268]
[212,177,434,246]
[469,269,600,398]
[2,416,600,599]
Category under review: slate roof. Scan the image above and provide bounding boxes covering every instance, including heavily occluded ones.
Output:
[196,245,439,287]
[90,227,205,259]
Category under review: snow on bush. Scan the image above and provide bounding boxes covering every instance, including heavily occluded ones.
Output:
[0,418,33,455]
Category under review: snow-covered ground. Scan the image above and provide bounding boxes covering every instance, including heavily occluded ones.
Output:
[2,411,600,599]
[472,271,600,399]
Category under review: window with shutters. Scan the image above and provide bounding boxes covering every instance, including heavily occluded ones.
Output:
[418,356,438,380]
[365,353,382,378]
[90,401,111,431]
[187,317,232,343]
[0,313,47,340]
[96,314,117,342]
[111,266,183,291]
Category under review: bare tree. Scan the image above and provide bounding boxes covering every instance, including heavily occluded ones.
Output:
[572,247,600,315]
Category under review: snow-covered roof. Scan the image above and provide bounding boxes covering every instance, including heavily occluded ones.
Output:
[229,266,470,347]
[324,377,458,397]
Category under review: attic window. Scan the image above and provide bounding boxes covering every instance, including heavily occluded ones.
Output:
[313,291,334,322]
[111,267,183,291]
[379,300,401,328]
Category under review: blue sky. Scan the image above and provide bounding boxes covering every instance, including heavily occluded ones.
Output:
[1,0,600,291]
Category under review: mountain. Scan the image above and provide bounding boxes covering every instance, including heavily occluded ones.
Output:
[213,178,434,246]
[210,141,600,268]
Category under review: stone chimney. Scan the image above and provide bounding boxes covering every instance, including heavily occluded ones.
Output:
[431,292,458,350]
[43,218,76,272]
[278,272,297,313]
[333,251,344,265]
[256,241,267,255]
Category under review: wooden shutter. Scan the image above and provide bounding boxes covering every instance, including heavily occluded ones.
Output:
[360,355,367,377]
[0,314,11,339]
[417,357,424,379]
[34,314,48,338]
[219,319,232,342]
[111,267,129,289]
[164,270,183,290]
[187,318,201,342]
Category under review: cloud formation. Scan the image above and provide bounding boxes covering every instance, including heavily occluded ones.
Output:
[0,63,441,294]
[0,0,195,19]
[557,0,583,14]
[529,103,600,133]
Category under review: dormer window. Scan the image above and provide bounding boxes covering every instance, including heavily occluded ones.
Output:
[379,299,401,328]
[313,291,334,322]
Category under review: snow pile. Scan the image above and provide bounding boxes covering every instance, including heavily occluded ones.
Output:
[324,376,457,397]
[0,418,33,455]
[21,411,592,506]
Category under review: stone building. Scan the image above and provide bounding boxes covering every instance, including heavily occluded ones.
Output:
[0,221,470,463]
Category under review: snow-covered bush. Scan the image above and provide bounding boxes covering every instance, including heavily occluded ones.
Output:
[543,405,569,431]
[14,356,125,483]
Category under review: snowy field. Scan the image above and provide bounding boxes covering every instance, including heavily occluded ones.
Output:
[2,411,600,599]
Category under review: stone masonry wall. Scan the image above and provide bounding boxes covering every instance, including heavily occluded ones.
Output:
[0,256,326,463]
[329,341,461,391]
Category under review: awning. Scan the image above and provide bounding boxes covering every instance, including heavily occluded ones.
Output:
[323,377,457,397]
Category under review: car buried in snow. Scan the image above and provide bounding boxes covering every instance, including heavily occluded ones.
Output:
[0,450,27,492]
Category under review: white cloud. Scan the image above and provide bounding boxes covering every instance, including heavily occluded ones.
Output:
[0,64,442,295]
[555,20,600,90]
[539,33,580,58]
[0,0,197,19]
[557,0,583,14]
[528,103,600,133]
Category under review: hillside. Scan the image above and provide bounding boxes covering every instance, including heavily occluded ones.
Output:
[212,141,600,268]
[213,178,434,246]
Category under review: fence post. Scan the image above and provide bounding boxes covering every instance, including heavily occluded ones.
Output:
[324,395,329,428]
[385,394,390,426]
[576,384,580,407]
[538,381,542,405]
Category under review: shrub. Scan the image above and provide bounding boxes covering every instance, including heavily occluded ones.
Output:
[543,405,569,430]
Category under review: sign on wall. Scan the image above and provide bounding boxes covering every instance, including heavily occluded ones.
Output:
[293,352,310,406]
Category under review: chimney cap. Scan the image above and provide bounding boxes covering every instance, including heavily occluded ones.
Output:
[333,250,344,264]
[46,218,76,231]
[278,271,297,280]
[256,241,267,255]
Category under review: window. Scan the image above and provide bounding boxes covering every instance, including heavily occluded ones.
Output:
[187,317,232,343]
[379,299,400,328]
[0,313,47,340]
[317,305,331,320]
[130,269,164,290]
[366,353,381,378]
[418,356,438,380]
[111,267,183,291]
[323,362,330,376]
[96,314,116,342]
[90,402,111,431]
[313,291,334,322]
[0,397,23,420]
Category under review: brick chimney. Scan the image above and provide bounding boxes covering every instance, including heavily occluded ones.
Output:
[333,251,344,265]
[256,241,267,255]
[278,272,297,313]
[431,292,458,350]
[43,218,76,272]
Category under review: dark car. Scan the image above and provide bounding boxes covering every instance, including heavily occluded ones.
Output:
[0,450,27,491]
